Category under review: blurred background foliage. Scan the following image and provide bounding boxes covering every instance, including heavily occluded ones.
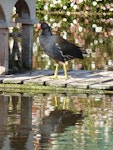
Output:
[33,0,113,71]
[36,0,113,13]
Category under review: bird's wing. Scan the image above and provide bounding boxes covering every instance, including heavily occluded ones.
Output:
[53,35,83,61]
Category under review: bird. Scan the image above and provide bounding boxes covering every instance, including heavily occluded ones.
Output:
[37,22,83,79]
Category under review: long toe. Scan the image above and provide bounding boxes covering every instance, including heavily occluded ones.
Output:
[50,75,58,79]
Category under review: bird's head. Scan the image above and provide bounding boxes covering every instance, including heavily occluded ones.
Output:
[37,22,50,31]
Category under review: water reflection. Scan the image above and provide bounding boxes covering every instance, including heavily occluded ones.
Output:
[0,94,33,150]
[0,93,113,149]
[38,96,83,149]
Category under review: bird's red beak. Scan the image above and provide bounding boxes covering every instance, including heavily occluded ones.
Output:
[37,23,41,30]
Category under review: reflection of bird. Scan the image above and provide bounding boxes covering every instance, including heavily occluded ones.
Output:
[37,22,83,79]
[39,109,83,143]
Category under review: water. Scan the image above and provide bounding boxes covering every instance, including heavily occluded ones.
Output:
[0,92,113,150]
[33,14,113,71]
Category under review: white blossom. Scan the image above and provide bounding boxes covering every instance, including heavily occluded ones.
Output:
[99,38,103,43]
[16,23,20,29]
[93,1,97,6]
[44,5,48,10]
[92,24,97,28]
[62,31,67,39]
[73,4,77,10]
[78,26,83,32]
[70,3,74,7]
[70,23,74,27]
[110,8,113,11]
[91,61,95,69]
[95,26,102,33]
[57,22,61,27]
[50,4,55,8]
[37,37,39,43]
[67,11,70,16]
[49,18,55,22]
[63,18,67,22]
[108,60,113,66]
[79,0,83,3]
[44,15,48,21]
[75,39,79,44]
[73,19,77,24]
[90,42,93,46]
[9,27,13,32]
[94,40,98,45]
[33,42,38,54]
[101,6,106,10]
[12,7,16,15]
[63,5,67,10]
[111,30,113,36]
[52,22,57,28]
[54,0,61,4]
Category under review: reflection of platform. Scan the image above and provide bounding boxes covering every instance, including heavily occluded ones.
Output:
[0,70,113,92]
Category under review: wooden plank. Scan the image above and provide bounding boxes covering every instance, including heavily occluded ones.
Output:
[67,71,113,89]
[67,77,113,89]
[3,70,54,84]
[24,70,85,87]
[46,77,74,87]
[68,70,94,77]
[77,76,113,84]
[3,72,32,84]
[0,74,14,83]
[90,80,113,90]
[24,70,64,85]
[24,76,51,85]
[0,70,113,91]
[45,70,94,87]
[93,71,113,77]
[67,81,90,89]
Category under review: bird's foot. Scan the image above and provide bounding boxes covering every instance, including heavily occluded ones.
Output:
[50,75,58,79]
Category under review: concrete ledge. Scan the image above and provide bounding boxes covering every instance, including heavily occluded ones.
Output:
[16,18,39,24]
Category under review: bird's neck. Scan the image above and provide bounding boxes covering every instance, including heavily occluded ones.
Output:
[41,29,52,37]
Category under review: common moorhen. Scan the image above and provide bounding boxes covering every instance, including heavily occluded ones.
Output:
[37,22,83,79]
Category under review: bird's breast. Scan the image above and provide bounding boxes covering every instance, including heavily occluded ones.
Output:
[39,36,55,56]
[39,35,65,62]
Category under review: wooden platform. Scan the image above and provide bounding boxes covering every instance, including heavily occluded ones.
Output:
[0,70,113,93]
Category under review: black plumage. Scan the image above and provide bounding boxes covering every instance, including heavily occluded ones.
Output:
[37,22,83,79]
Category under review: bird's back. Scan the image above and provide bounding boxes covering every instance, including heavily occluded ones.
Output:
[39,26,83,63]
[53,35,83,61]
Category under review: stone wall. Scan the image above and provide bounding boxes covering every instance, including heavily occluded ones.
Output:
[0,0,38,75]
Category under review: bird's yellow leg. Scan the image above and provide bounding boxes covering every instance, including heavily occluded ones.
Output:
[63,63,68,79]
[51,64,59,79]
[50,63,68,79]
[63,97,66,109]
[54,96,58,107]
[54,96,66,109]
